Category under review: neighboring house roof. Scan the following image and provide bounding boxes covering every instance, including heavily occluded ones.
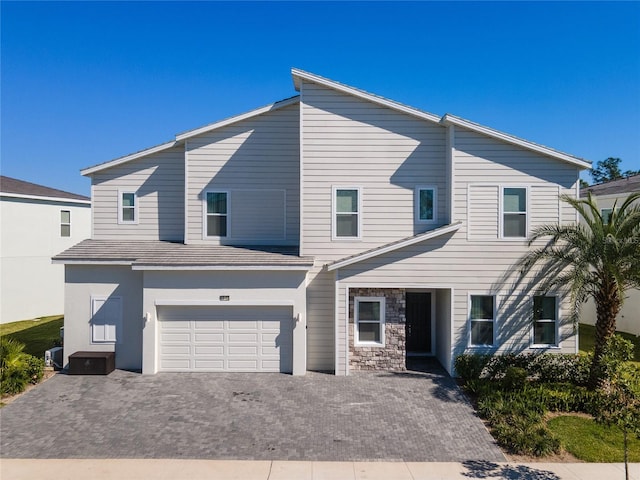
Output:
[327,222,463,271]
[80,96,300,176]
[53,240,314,270]
[0,176,90,203]
[81,68,591,176]
[581,174,640,197]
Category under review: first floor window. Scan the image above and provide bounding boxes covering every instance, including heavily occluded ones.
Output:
[415,186,436,223]
[60,210,71,237]
[470,295,495,346]
[533,296,557,345]
[502,187,527,238]
[355,297,385,345]
[119,191,137,223]
[334,188,360,238]
[91,297,122,344]
[206,191,228,237]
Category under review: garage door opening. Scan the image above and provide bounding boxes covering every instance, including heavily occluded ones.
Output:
[158,305,293,373]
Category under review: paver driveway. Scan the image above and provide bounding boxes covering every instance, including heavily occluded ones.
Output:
[0,362,504,461]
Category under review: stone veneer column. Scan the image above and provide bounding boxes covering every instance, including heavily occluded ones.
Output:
[348,288,406,371]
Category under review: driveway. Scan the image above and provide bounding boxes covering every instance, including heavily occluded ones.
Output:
[0,362,504,462]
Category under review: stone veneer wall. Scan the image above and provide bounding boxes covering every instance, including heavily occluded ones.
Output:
[349,288,406,371]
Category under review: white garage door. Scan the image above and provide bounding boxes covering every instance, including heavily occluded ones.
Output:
[158,305,293,373]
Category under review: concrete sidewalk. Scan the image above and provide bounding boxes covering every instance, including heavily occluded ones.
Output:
[1,459,638,480]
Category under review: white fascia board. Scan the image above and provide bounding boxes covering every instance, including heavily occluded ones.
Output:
[291,68,441,124]
[131,264,312,271]
[51,260,134,265]
[0,192,91,205]
[441,114,591,169]
[327,222,463,271]
[81,141,178,176]
[175,96,300,141]
[155,299,296,307]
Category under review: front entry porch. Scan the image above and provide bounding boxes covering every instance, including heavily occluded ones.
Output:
[346,287,452,373]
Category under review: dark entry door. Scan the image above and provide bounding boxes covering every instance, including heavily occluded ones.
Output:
[406,292,432,354]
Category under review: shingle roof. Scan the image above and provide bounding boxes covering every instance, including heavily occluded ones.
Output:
[581,174,640,197]
[53,240,314,269]
[0,176,90,202]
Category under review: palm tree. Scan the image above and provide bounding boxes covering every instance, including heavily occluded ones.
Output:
[518,192,640,388]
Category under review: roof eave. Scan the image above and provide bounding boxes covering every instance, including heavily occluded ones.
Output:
[328,222,463,271]
[441,114,591,169]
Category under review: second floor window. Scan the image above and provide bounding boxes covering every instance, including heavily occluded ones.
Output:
[119,191,137,224]
[334,188,360,239]
[502,187,527,238]
[60,210,71,237]
[601,208,613,224]
[206,191,228,237]
[415,186,437,223]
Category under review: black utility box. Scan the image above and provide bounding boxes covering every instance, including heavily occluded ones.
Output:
[68,351,115,375]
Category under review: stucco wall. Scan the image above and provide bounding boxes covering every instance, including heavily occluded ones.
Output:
[1,197,90,323]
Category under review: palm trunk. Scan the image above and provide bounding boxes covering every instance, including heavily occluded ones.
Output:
[588,281,621,389]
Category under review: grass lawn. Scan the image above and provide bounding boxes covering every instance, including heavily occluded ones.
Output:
[579,323,640,367]
[0,315,63,358]
[548,415,640,462]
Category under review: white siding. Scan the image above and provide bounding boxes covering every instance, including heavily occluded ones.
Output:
[186,104,300,245]
[92,146,185,241]
[301,81,448,261]
[1,197,91,323]
[306,264,335,371]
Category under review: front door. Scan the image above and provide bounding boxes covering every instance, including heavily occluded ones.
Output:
[406,292,432,354]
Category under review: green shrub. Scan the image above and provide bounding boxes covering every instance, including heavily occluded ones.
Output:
[24,355,44,385]
[0,337,44,395]
[454,354,491,382]
[502,366,528,390]
[492,418,561,456]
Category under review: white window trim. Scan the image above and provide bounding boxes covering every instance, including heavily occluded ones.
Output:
[354,296,385,347]
[499,185,529,240]
[60,210,71,237]
[118,189,138,225]
[468,293,497,348]
[414,185,438,224]
[332,186,362,241]
[90,296,122,345]
[202,190,230,239]
[531,294,561,348]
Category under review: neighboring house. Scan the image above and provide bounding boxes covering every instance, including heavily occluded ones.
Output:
[580,174,640,335]
[1,176,91,324]
[54,69,590,375]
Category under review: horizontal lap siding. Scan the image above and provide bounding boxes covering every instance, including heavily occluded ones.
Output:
[306,265,335,370]
[186,104,300,245]
[301,81,447,262]
[92,147,185,241]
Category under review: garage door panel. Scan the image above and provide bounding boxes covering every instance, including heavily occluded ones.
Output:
[194,345,224,355]
[194,332,224,342]
[158,306,292,373]
[194,320,224,329]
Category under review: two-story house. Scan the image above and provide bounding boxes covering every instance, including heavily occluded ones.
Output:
[54,69,590,375]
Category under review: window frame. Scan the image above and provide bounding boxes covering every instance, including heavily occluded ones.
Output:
[203,190,230,239]
[118,190,138,225]
[332,186,362,240]
[354,296,385,347]
[500,186,529,239]
[468,293,497,347]
[601,208,613,225]
[414,185,438,224]
[531,294,560,348]
[60,210,71,237]
[90,296,122,345]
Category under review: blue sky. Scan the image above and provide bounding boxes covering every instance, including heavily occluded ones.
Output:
[2,1,639,196]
